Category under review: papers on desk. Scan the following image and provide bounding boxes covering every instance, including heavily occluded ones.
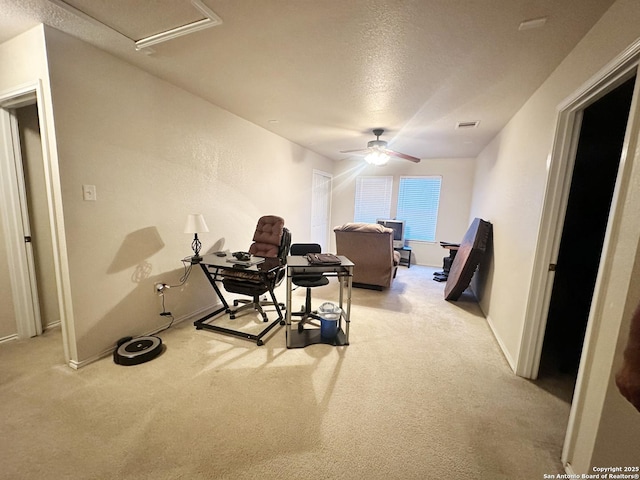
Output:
[226,257,265,267]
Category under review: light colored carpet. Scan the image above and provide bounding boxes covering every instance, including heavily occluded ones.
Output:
[0,266,570,479]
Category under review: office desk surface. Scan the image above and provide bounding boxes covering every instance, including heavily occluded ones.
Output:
[286,255,354,270]
[200,253,282,272]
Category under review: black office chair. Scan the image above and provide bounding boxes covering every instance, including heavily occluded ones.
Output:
[290,243,330,332]
[222,216,291,322]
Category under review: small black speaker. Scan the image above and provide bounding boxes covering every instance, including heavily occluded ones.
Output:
[113,336,163,365]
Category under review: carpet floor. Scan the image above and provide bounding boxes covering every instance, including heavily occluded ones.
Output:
[0,265,571,479]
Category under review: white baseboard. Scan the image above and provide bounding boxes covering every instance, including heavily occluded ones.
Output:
[68,303,220,369]
[0,333,18,344]
[485,314,517,372]
[44,320,61,330]
[564,462,576,475]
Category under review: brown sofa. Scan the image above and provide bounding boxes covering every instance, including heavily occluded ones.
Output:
[334,223,401,290]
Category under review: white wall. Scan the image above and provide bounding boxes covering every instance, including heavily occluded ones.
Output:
[331,156,475,266]
[469,0,640,470]
[41,27,333,364]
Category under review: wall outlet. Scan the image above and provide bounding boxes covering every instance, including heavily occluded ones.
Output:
[155,283,168,294]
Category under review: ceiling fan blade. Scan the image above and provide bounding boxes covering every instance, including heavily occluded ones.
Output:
[385,149,421,163]
[339,148,370,154]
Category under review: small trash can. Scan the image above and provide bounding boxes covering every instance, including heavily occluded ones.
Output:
[318,302,341,340]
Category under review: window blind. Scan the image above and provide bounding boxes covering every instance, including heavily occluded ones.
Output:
[397,176,442,242]
[354,176,393,223]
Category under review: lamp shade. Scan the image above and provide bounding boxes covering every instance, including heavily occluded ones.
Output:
[184,213,209,234]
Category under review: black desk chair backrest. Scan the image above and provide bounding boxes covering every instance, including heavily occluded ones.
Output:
[290,243,320,257]
[290,243,329,327]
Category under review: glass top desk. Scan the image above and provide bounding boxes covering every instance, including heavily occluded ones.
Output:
[193,253,284,346]
[285,255,354,348]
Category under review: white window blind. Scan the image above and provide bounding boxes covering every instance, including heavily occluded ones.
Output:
[354,176,393,223]
[397,176,441,242]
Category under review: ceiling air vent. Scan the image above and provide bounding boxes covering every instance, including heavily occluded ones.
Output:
[456,121,480,129]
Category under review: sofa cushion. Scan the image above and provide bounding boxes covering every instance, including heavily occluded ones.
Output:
[334,222,392,235]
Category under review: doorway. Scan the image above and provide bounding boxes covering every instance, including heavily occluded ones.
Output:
[537,75,636,396]
[0,85,65,351]
[15,104,60,332]
[311,170,332,250]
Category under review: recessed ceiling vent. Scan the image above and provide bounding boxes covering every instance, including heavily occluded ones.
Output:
[456,121,480,129]
[519,17,548,31]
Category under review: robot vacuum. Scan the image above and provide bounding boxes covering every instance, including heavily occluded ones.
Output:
[113,336,163,365]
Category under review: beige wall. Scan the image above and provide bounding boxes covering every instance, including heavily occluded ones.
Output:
[42,27,333,363]
[331,157,475,267]
[470,0,640,470]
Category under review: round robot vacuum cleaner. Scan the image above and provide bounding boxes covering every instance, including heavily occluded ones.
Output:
[113,336,163,365]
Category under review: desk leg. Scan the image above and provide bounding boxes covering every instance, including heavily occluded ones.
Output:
[286,272,293,348]
[344,272,352,345]
[193,264,283,346]
[198,264,229,311]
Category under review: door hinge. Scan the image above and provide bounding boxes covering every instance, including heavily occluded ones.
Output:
[24,236,31,243]
[549,263,556,271]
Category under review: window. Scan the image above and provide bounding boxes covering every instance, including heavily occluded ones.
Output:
[396,176,441,242]
[354,176,392,223]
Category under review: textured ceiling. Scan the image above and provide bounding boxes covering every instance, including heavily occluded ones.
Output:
[0,0,616,161]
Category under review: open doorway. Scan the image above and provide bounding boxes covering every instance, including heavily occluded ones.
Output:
[14,104,60,332]
[0,87,64,352]
[537,75,636,399]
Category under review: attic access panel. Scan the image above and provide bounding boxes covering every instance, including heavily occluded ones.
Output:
[53,0,222,48]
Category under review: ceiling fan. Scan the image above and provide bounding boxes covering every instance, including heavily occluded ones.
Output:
[340,129,421,165]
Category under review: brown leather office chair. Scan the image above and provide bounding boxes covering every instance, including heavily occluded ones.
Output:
[222,215,291,322]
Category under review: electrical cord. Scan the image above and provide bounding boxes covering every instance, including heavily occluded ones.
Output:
[156,257,194,331]
[156,293,175,333]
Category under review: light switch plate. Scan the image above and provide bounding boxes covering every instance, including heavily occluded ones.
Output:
[82,184,97,201]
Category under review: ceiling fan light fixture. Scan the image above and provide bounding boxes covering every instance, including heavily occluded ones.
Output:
[365,151,390,166]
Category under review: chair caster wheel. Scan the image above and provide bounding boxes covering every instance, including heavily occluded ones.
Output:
[261,315,268,322]
[195,325,203,330]
[298,323,304,333]
[257,340,264,346]
[230,314,236,320]
[233,300,239,306]
[280,320,286,325]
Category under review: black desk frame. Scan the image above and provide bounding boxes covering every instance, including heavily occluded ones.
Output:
[394,246,412,268]
[285,255,354,348]
[193,254,284,346]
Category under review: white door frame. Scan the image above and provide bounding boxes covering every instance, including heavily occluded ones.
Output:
[311,169,333,250]
[0,81,74,365]
[0,100,43,338]
[518,40,640,380]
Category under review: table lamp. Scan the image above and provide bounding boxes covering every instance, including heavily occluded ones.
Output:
[184,213,209,263]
